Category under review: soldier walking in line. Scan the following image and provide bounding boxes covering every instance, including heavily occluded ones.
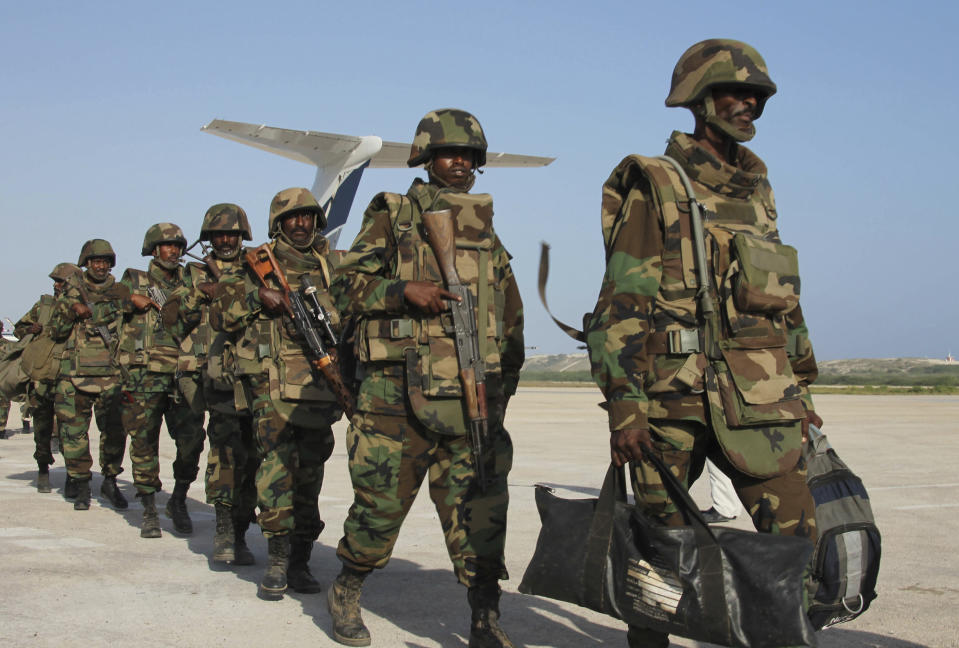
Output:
[47,240,132,510]
[585,39,823,647]
[210,189,343,600]
[328,109,524,648]
[14,263,77,492]
[164,204,259,565]
[118,223,206,538]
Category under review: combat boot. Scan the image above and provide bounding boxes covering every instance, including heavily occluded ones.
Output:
[73,480,91,511]
[63,475,79,500]
[140,493,162,539]
[287,539,322,593]
[258,535,290,600]
[233,514,255,566]
[327,567,371,646]
[165,481,193,535]
[37,464,51,493]
[99,475,128,509]
[467,584,515,648]
[212,503,235,563]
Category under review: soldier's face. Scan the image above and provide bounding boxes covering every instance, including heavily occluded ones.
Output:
[210,232,242,258]
[711,85,760,134]
[154,242,183,265]
[280,212,316,247]
[431,147,475,189]
[53,280,66,296]
[85,256,112,282]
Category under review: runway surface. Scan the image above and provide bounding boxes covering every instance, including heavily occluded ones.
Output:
[1,390,956,647]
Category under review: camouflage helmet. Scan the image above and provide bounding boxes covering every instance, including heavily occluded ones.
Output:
[407,108,488,168]
[665,39,777,118]
[141,223,187,256]
[268,187,327,236]
[49,262,80,282]
[77,239,116,267]
[201,203,253,241]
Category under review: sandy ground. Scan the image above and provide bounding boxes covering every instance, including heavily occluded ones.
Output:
[1,391,956,647]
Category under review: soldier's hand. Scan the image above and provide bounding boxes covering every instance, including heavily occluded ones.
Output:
[610,427,654,467]
[197,282,216,299]
[70,302,92,320]
[258,286,286,313]
[403,281,461,314]
[802,410,824,443]
[130,294,156,311]
[27,323,43,335]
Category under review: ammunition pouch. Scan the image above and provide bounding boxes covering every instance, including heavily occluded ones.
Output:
[730,233,800,316]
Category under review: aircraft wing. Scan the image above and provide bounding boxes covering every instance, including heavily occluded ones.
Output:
[202,120,555,168]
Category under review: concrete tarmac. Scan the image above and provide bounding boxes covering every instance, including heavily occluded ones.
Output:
[1,391,956,647]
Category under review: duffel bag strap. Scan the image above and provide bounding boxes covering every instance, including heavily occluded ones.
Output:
[640,449,731,643]
[581,464,627,612]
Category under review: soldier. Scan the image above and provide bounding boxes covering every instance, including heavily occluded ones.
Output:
[14,263,77,492]
[0,336,9,441]
[163,204,259,565]
[585,39,822,647]
[328,109,524,648]
[210,188,342,600]
[47,240,132,510]
[117,223,206,538]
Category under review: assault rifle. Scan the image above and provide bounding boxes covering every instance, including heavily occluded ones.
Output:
[146,286,167,331]
[66,269,131,385]
[244,244,355,419]
[421,209,491,493]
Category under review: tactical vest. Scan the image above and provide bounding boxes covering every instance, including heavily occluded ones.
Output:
[615,154,805,478]
[177,263,213,375]
[60,276,125,387]
[118,267,180,373]
[194,257,244,394]
[358,185,507,435]
[233,240,341,419]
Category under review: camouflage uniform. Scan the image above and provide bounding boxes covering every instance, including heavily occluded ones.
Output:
[47,242,130,503]
[0,337,9,439]
[165,203,259,562]
[585,40,818,647]
[210,188,341,598]
[329,109,523,648]
[15,293,62,468]
[118,226,205,516]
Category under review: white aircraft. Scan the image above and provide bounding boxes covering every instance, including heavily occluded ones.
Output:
[201,119,556,248]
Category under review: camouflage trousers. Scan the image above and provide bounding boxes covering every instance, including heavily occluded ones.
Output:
[633,418,817,539]
[28,382,57,466]
[336,411,513,588]
[248,375,334,541]
[205,387,258,523]
[54,380,126,481]
[120,370,206,495]
[0,396,9,433]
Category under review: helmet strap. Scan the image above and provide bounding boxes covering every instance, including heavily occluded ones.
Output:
[701,94,756,143]
[276,224,317,251]
[425,159,476,192]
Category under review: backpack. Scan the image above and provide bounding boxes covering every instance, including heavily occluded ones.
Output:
[0,334,32,400]
[804,425,881,629]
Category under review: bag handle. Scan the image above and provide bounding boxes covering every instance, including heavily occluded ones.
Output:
[581,463,627,612]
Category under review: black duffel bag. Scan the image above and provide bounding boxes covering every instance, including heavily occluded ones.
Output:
[519,452,818,647]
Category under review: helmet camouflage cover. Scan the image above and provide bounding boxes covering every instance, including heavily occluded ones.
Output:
[49,262,80,281]
[77,239,116,267]
[201,203,253,241]
[268,187,327,236]
[141,222,187,256]
[666,38,777,118]
[407,108,488,168]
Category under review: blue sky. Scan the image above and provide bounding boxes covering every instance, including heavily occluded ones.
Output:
[2,1,956,360]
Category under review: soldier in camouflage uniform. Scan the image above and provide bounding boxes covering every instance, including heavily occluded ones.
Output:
[210,188,341,600]
[585,39,823,647]
[14,263,77,492]
[328,109,524,648]
[0,336,9,440]
[47,240,133,510]
[164,203,259,565]
[117,223,206,538]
